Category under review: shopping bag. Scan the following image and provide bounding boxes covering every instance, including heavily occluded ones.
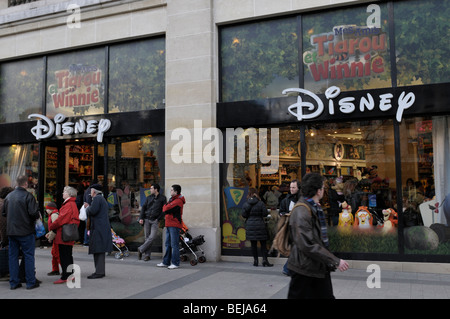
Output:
[79,205,87,221]
[35,218,46,238]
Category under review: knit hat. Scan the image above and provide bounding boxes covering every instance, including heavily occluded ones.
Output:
[45,202,57,210]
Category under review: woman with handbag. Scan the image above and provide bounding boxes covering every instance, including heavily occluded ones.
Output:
[49,186,80,284]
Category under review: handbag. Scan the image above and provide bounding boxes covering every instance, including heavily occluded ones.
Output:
[62,223,79,242]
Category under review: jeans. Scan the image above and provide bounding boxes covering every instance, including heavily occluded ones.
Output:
[163,227,180,266]
[9,234,36,288]
[139,219,159,257]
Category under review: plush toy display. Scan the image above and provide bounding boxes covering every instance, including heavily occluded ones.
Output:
[353,206,373,229]
[338,201,354,227]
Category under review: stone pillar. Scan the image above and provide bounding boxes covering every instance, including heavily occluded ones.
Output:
[165,0,220,261]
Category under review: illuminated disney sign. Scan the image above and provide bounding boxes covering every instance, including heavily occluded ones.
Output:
[283,86,415,123]
[28,113,111,142]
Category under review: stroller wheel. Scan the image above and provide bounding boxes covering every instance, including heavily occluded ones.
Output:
[123,251,130,257]
[115,252,123,259]
[190,259,198,266]
[198,256,206,263]
[180,255,188,262]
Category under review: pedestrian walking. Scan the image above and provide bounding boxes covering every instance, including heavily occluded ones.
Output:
[138,183,166,261]
[157,184,185,269]
[287,173,349,299]
[84,184,113,279]
[1,175,41,290]
[48,186,80,284]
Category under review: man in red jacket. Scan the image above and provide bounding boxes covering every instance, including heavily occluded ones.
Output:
[157,184,185,269]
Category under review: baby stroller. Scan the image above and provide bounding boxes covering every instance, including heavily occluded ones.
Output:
[179,223,206,266]
[111,228,130,259]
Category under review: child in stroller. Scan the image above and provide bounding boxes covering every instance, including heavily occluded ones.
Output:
[111,228,130,259]
[179,222,206,266]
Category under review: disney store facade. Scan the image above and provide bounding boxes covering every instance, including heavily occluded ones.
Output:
[0,37,166,251]
[1,0,449,264]
[218,0,450,263]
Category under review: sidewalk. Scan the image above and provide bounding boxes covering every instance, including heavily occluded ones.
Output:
[1,245,449,299]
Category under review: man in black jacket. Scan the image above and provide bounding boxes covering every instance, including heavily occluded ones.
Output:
[287,173,349,299]
[2,175,40,290]
[138,184,167,261]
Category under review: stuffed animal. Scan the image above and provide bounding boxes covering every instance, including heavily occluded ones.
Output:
[353,206,373,229]
[379,208,398,232]
[338,201,354,227]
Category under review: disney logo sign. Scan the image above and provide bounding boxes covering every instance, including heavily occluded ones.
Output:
[28,113,111,143]
[283,86,415,123]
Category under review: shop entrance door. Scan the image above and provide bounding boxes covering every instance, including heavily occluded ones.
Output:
[43,139,95,207]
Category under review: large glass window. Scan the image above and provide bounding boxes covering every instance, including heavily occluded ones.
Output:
[395,0,450,86]
[0,58,44,123]
[399,117,450,255]
[220,17,299,102]
[99,135,164,251]
[222,127,300,253]
[302,3,391,94]
[108,38,166,112]
[306,120,398,254]
[46,48,105,118]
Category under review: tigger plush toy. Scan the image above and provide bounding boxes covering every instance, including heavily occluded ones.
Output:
[379,208,398,232]
[353,206,373,229]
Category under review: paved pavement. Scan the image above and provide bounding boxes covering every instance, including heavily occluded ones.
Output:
[1,245,450,301]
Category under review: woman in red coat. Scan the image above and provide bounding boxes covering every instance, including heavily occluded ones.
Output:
[49,186,80,284]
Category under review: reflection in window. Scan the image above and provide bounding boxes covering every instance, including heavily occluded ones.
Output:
[99,135,164,251]
[220,18,299,102]
[46,48,105,118]
[0,59,43,123]
[302,3,391,94]
[394,0,450,86]
[109,38,166,112]
[0,144,39,195]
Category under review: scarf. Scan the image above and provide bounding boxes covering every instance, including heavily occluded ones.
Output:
[305,197,329,248]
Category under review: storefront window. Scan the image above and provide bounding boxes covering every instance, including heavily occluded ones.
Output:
[0,143,39,195]
[46,48,105,118]
[100,135,164,250]
[302,3,391,94]
[399,117,450,255]
[0,58,44,123]
[220,17,299,102]
[395,0,450,86]
[222,127,300,253]
[108,38,166,112]
[307,120,398,254]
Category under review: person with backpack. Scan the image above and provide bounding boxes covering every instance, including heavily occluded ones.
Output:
[287,173,349,299]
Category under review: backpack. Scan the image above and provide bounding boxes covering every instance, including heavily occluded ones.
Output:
[269,202,311,257]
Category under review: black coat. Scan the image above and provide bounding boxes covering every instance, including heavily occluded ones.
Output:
[242,197,268,241]
[86,193,113,254]
[2,187,40,237]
